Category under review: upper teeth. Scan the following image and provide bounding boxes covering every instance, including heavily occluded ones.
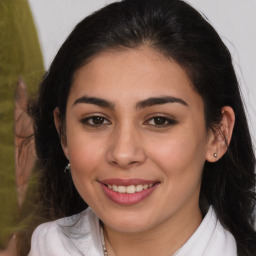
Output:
[107,184,153,194]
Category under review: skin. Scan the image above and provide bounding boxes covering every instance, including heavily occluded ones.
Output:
[54,46,235,256]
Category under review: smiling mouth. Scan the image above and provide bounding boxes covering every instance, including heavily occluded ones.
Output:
[106,184,154,194]
[100,180,159,205]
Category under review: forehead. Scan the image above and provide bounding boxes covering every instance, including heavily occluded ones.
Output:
[69,46,202,109]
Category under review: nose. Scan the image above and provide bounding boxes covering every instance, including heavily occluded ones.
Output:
[106,124,146,169]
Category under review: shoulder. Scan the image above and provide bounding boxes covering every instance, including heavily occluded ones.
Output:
[205,207,237,255]
[32,219,56,237]
[176,206,237,256]
[29,219,65,256]
[29,208,103,256]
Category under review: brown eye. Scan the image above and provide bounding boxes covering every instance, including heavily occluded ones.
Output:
[146,116,177,127]
[81,116,111,126]
[153,117,167,125]
[90,116,105,125]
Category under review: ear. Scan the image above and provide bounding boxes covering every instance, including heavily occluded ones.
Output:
[205,106,235,162]
[53,107,69,160]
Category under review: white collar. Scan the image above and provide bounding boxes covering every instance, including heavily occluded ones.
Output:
[175,206,237,256]
[56,206,237,256]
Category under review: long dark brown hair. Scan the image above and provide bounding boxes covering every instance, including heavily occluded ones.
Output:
[29,0,256,255]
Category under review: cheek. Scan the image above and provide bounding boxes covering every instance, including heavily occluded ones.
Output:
[146,130,207,212]
[147,128,207,179]
[66,135,107,205]
[65,130,107,178]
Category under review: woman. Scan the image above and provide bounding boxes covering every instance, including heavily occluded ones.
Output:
[28,0,256,255]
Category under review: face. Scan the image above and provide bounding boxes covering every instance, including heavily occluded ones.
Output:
[57,47,216,234]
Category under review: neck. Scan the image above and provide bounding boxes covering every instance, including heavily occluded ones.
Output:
[103,205,202,256]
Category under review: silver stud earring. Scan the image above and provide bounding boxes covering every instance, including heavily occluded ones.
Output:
[64,163,71,173]
[213,153,217,158]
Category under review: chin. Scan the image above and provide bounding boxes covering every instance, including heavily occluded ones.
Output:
[100,209,159,234]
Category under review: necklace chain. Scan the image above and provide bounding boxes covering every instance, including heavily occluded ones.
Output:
[101,227,108,256]
[101,226,181,256]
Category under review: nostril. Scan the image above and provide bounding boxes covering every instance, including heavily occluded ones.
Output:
[109,159,142,169]
[110,160,118,166]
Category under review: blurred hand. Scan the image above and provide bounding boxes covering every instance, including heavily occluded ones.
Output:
[14,79,35,207]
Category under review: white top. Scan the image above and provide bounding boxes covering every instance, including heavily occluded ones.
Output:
[29,206,237,256]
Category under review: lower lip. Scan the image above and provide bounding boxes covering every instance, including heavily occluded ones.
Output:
[101,184,158,205]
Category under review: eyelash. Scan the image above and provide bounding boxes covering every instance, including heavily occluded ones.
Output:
[80,115,177,128]
[80,115,111,127]
[144,116,177,127]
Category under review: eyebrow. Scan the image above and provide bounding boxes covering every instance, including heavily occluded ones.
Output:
[73,96,115,109]
[73,95,188,109]
[136,96,188,109]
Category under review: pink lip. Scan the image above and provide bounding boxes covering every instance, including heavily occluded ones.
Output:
[99,178,159,205]
[100,178,158,186]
